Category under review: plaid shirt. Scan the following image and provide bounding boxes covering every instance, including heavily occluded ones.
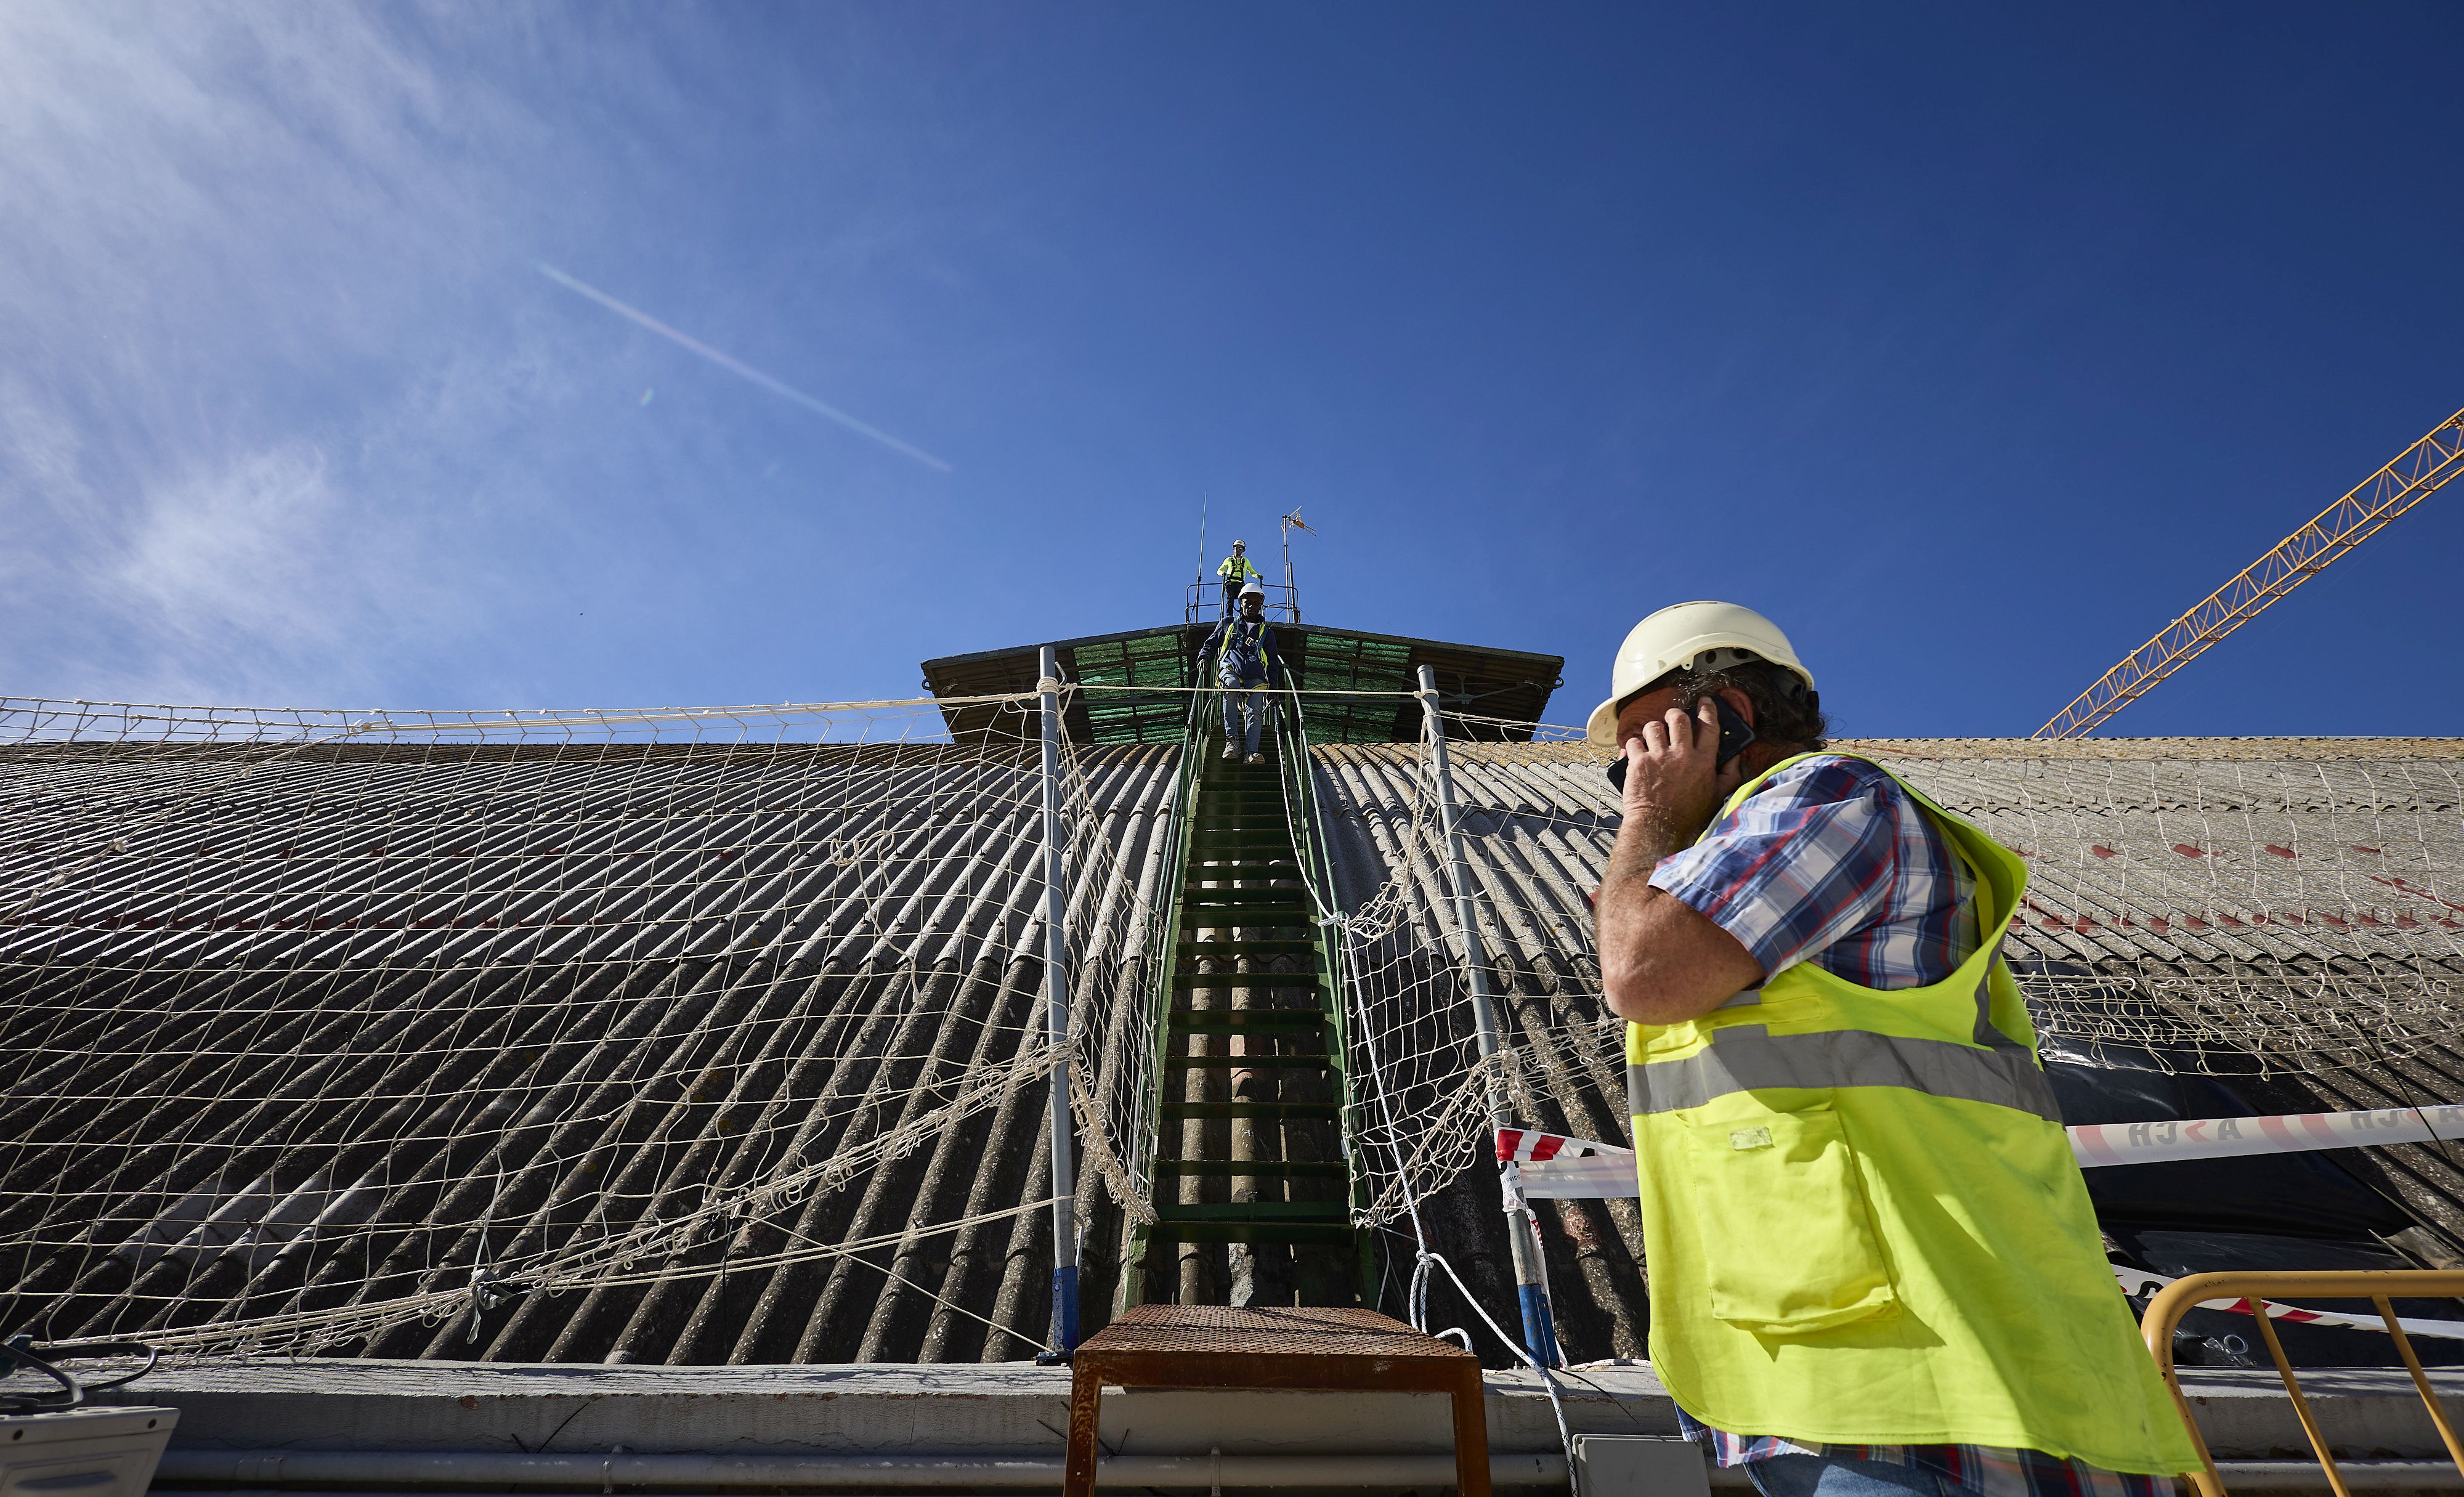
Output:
[1648,755,2165,1497]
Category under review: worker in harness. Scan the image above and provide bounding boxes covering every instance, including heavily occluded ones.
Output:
[1201,581,1281,764]
[1588,601,2198,1497]
[1216,540,1265,618]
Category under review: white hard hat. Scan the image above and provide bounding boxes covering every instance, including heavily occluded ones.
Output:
[1584,601,1815,747]
[1232,539,1247,548]
[1240,580,1266,598]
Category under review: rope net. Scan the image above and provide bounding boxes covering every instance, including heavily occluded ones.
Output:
[0,694,1164,1361]
[1308,724,2464,1228]
[9,683,2464,1357]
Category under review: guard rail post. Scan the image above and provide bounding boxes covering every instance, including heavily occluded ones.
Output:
[1416,664,1560,1368]
[1039,646,1081,1355]
[2141,1267,2464,1497]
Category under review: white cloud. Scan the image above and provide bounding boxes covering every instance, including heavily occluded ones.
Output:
[0,2,666,704]
[113,445,355,662]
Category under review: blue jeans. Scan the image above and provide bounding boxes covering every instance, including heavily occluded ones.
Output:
[1220,683,1266,757]
[1746,1455,1955,1497]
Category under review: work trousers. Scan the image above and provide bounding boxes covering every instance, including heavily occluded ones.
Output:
[1220,578,1242,617]
[1220,683,1266,758]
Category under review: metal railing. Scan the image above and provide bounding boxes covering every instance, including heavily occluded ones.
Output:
[1185,578,1301,625]
[2141,1269,2464,1497]
[1120,680,1212,1243]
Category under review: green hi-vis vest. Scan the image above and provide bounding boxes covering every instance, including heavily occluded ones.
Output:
[1625,754,2199,1475]
[1218,556,1262,581]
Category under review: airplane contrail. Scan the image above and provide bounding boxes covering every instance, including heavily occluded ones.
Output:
[537,262,952,473]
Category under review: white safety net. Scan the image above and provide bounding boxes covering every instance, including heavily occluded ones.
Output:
[0,694,1164,1362]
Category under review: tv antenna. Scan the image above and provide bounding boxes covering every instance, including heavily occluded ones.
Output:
[1279,508,1316,623]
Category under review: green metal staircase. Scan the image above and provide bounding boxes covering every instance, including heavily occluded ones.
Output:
[1116,689,1369,1308]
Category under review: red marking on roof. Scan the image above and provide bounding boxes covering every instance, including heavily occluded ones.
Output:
[2397,914,2421,928]
[2265,845,2296,859]
[2356,913,2380,926]
[2147,917,2170,933]
[2319,913,2348,928]
[2368,873,2464,914]
[2185,916,2208,930]
[2092,845,2118,859]
[2353,845,2383,856]
[2173,845,2205,858]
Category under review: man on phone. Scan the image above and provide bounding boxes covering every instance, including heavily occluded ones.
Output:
[1589,601,2195,1497]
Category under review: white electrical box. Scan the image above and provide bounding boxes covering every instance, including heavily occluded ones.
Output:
[1571,1432,1712,1497]
[1,1406,177,1497]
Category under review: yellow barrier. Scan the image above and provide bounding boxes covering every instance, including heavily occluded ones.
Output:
[2139,1270,2464,1497]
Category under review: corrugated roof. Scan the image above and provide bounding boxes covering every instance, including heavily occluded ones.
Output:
[9,729,2464,1371]
[1308,737,2464,1361]
[0,735,1178,1364]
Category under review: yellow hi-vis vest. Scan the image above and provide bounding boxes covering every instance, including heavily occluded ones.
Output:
[1626,753,2199,1475]
[1218,555,1262,582]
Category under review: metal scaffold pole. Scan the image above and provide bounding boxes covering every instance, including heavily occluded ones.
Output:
[1039,646,1082,1355]
[1416,665,1561,1368]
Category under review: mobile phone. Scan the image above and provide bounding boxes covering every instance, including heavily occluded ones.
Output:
[1605,697,1757,790]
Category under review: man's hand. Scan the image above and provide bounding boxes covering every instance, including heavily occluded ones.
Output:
[1595,697,1764,1026]
[1618,699,1730,846]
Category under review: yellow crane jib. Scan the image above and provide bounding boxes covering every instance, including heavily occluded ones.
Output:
[2036,408,2464,739]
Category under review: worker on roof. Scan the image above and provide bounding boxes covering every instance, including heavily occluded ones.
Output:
[1216,540,1266,618]
[1202,581,1281,765]
[1588,601,2199,1496]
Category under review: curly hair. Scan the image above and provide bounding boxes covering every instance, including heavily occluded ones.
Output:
[1637,659,1828,752]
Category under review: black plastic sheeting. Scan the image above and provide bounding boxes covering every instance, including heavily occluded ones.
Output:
[2048,1057,2460,1368]
[2044,1061,2411,1238]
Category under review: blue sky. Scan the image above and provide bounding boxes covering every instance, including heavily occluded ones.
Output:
[4,3,2460,736]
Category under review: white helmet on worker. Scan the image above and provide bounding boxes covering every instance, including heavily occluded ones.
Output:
[1584,601,1815,747]
[1232,539,1247,550]
[1239,580,1266,599]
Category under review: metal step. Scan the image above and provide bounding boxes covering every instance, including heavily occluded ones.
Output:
[1163,1053,1333,1071]
[1169,1009,1327,1031]
[1154,1201,1351,1223]
[1180,941,1317,957]
[1140,1220,1356,1247]
[1151,1159,1350,1179]
[1160,1100,1343,1121]
[1180,888,1307,903]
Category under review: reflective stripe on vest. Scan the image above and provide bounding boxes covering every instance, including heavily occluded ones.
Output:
[1625,962,2061,1123]
[1626,1021,2061,1122]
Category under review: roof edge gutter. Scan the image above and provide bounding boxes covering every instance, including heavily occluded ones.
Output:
[156,1446,1571,1489]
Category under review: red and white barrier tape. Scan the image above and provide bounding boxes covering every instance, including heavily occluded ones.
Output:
[1497,1103,2464,1202]
[2070,1105,2464,1167]
[1494,1125,2464,1341]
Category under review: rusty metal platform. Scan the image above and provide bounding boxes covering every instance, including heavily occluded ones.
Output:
[1064,1305,1489,1496]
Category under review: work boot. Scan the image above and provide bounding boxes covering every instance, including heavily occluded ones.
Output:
[1245,752,1264,766]
[1221,744,1238,761]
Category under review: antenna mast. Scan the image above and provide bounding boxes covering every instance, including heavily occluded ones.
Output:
[1279,508,1317,624]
